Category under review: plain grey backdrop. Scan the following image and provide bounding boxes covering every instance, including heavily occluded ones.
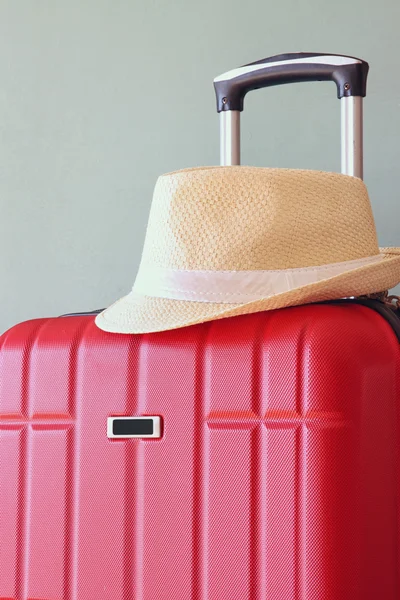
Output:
[1,0,399,334]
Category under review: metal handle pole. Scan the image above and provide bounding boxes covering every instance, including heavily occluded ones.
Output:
[220,111,240,166]
[341,97,363,179]
[221,98,363,177]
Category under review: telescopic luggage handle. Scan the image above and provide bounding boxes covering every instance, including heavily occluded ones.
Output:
[213,52,369,179]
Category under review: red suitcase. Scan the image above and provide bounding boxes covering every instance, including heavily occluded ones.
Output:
[1,53,400,600]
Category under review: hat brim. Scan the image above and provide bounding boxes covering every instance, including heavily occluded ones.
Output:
[95,248,400,334]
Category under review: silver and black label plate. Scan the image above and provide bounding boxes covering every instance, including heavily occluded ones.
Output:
[107,416,161,439]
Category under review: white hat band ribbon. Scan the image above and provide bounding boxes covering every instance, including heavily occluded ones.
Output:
[133,255,383,304]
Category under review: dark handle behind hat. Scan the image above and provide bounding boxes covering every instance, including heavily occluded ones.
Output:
[214,52,369,179]
[214,52,369,113]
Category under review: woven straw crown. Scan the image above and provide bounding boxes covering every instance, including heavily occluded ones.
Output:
[141,166,377,270]
[95,166,400,334]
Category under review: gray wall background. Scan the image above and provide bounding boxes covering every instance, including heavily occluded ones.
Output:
[1,0,399,334]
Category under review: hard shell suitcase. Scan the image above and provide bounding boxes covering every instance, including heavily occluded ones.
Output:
[1,53,400,600]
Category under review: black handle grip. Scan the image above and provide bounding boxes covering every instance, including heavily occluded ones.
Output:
[214,52,369,112]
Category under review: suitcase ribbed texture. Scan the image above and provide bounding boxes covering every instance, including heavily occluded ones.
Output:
[1,304,399,599]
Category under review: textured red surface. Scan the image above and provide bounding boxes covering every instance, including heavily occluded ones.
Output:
[0,304,399,600]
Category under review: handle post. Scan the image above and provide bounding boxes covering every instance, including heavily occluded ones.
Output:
[341,96,363,179]
[220,111,240,166]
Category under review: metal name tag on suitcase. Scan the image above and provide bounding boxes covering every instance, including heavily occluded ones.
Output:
[1,53,399,600]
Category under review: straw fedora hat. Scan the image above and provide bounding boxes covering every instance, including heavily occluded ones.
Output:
[95,166,400,334]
